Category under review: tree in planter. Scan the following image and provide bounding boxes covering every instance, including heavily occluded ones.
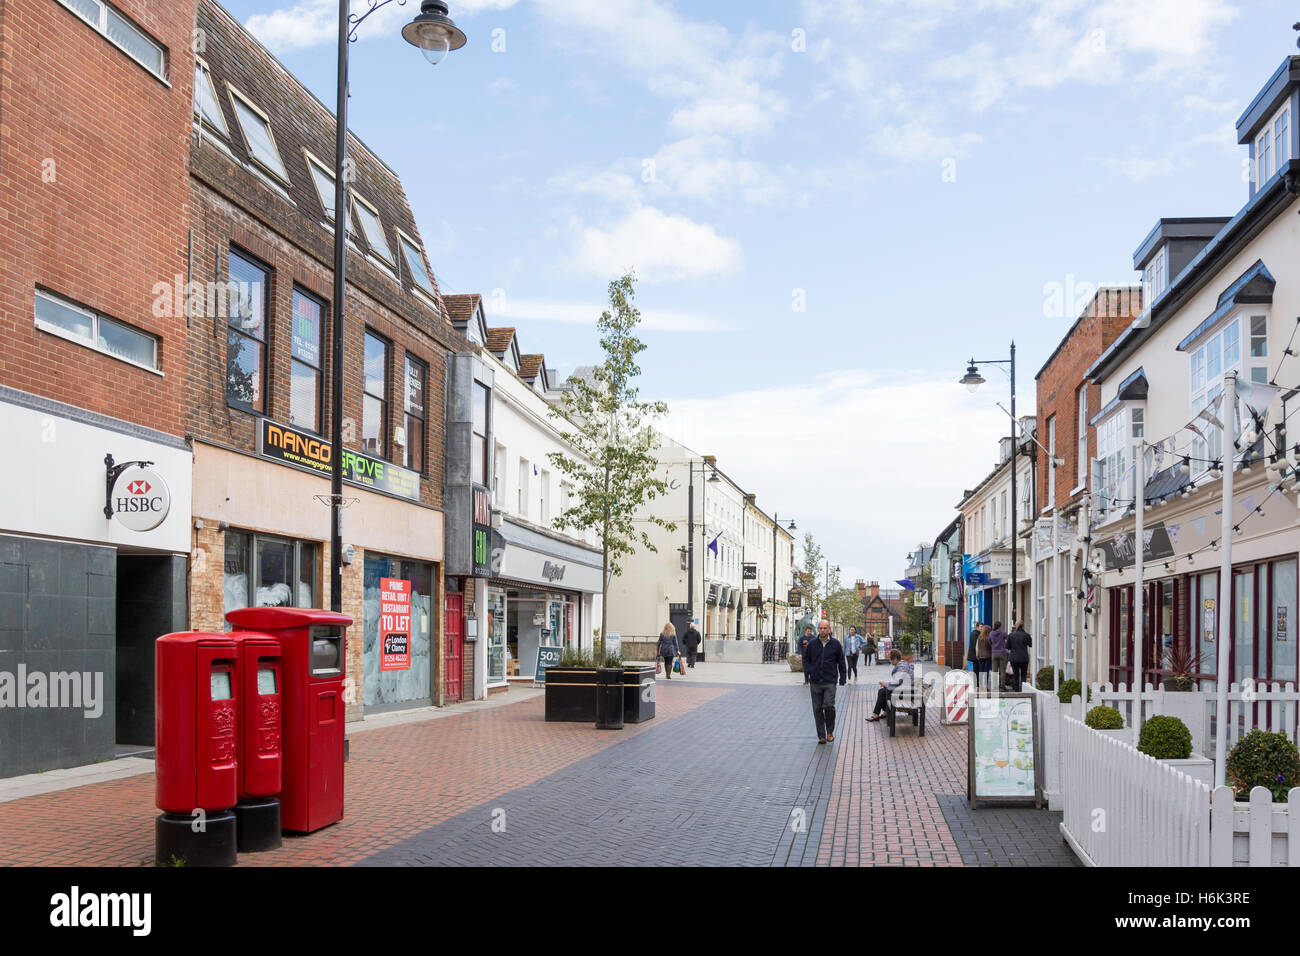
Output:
[1225,729,1300,801]
[547,273,675,658]
[794,533,826,627]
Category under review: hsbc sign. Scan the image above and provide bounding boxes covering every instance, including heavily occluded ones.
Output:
[109,463,171,532]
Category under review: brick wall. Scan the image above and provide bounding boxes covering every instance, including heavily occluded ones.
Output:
[0,0,194,433]
[1035,287,1142,512]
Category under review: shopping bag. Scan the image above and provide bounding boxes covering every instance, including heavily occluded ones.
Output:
[655,658,663,675]
[673,658,682,674]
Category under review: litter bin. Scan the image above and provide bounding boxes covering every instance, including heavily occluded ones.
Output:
[595,667,624,730]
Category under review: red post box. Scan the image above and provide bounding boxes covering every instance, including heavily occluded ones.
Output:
[233,632,282,852]
[226,607,351,834]
[154,631,239,867]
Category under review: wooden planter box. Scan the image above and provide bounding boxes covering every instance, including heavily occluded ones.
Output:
[1163,753,1213,787]
[544,667,599,722]
[623,665,656,723]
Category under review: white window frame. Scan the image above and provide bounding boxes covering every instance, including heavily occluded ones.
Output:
[1255,101,1292,188]
[1075,387,1088,491]
[1187,309,1266,471]
[518,458,529,518]
[1143,246,1168,306]
[540,469,550,525]
[1095,408,1130,523]
[193,58,228,138]
[227,84,290,184]
[57,0,167,82]
[1047,414,1057,507]
[350,190,396,269]
[34,288,161,375]
[492,442,506,509]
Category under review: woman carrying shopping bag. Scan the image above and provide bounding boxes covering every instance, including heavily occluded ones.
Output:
[658,623,681,680]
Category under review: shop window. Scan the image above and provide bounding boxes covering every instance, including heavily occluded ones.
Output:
[290,288,323,432]
[226,250,268,412]
[362,555,432,706]
[404,354,426,473]
[363,330,389,459]
[487,589,507,683]
[1272,560,1297,685]
[223,530,317,622]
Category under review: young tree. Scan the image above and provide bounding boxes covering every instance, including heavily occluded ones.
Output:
[548,273,674,655]
[794,532,825,623]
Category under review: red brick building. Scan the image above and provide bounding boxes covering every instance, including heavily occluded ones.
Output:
[186,0,475,718]
[1029,286,1141,679]
[0,0,197,773]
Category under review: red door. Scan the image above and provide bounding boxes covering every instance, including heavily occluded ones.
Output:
[445,592,464,702]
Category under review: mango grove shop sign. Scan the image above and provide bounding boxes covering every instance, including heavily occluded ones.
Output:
[472,486,492,577]
[258,419,420,502]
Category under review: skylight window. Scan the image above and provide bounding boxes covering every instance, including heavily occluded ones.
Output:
[352,193,394,266]
[228,87,289,182]
[193,60,227,136]
[396,230,436,298]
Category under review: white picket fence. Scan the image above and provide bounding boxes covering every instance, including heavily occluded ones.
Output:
[1059,715,1300,866]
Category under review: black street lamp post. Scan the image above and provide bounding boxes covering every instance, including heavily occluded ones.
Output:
[328,1,465,612]
[959,342,1018,629]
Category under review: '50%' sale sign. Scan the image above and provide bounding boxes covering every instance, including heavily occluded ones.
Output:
[380,578,412,671]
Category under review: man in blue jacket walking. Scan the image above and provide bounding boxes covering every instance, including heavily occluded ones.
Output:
[802,619,847,744]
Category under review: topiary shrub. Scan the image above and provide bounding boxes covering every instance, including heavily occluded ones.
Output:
[1085,705,1124,730]
[1225,729,1300,802]
[1035,666,1060,691]
[1136,715,1193,760]
[1057,679,1090,704]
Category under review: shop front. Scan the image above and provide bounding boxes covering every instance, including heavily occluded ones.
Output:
[0,391,193,776]
[485,518,601,685]
[191,436,443,720]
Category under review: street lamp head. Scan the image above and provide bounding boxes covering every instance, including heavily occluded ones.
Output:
[787,519,796,530]
[403,1,467,65]
[959,360,985,393]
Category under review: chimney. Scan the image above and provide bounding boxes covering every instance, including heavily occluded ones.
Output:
[855,579,866,597]
[869,581,880,600]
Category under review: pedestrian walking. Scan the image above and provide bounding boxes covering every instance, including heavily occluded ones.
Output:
[844,626,863,681]
[802,619,846,743]
[799,624,815,683]
[657,623,680,680]
[1007,621,1032,690]
[682,619,702,669]
[989,620,1009,692]
[967,624,979,671]
[866,649,914,721]
[864,634,877,667]
[975,622,992,692]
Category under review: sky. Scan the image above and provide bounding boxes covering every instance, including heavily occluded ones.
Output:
[225,0,1296,586]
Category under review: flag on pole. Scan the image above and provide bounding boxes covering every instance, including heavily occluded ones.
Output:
[708,533,720,556]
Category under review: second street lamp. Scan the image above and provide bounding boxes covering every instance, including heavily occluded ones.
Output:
[329,1,466,612]
[958,342,1018,636]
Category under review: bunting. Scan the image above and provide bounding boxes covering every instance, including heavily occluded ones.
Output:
[1191,516,1207,537]
[1168,524,1181,544]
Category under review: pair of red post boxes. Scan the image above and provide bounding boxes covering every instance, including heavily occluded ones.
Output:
[154,608,350,866]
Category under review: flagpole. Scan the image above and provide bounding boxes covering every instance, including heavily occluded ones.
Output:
[1215,372,1237,787]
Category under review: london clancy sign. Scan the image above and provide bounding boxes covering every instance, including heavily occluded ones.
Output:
[104,455,171,532]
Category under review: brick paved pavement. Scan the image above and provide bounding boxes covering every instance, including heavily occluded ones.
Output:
[0,672,1079,867]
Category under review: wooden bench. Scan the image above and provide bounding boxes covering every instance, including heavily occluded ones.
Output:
[885,676,935,737]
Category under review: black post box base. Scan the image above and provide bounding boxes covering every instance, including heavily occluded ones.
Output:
[155,809,237,867]
[235,797,282,852]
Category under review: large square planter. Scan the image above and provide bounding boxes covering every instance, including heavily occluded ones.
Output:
[1098,727,1136,746]
[1163,753,1213,787]
[623,665,656,723]
[544,667,599,722]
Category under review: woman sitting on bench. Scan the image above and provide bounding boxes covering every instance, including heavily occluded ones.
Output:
[866,649,913,722]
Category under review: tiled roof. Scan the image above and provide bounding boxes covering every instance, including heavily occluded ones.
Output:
[518,354,544,381]
[485,327,515,354]
[443,293,480,325]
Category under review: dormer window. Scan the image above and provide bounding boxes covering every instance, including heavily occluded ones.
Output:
[1142,246,1167,305]
[1187,310,1268,469]
[228,86,289,183]
[1255,102,1291,188]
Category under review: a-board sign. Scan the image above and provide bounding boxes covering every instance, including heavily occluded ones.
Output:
[534,644,563,685]
[968,692,1041,808]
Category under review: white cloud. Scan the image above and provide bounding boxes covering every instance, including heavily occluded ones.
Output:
[659,369,1019,582]
[246,0,518,51]
[569,206,743,282]
[488,77,518,94]
[484,296,739,332]
[872,123,982,162]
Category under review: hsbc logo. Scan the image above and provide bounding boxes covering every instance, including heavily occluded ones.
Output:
[109,465,171,533]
